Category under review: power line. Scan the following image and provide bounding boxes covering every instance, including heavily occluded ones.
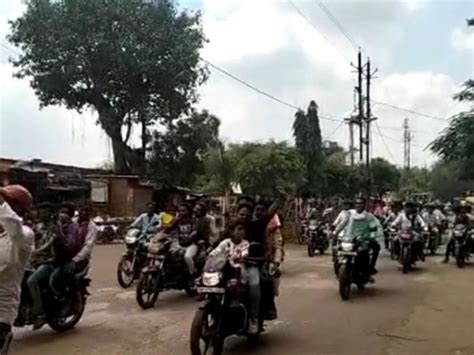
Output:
[0,43,20,56]
[203,58,300,111]
[374,121,397,163]
[325,119,345,140]
[287,0,352,63]
[203,58,339,122]
[371,100,448,122]
[316,2,361,52]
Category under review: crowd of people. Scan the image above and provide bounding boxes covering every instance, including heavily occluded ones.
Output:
[1,183,473,354]
[301,196,474,269]
[0,184,287,353]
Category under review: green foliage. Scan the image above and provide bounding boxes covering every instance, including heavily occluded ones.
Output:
[370,158,400,195]
[198,141,304,196]
[430,161,474,201]
[148,110,220,187]
[8,0,207,172]
[398,167,431,197]
[293,101,323,193]
[236,141,304,195]
[430,80,474,178]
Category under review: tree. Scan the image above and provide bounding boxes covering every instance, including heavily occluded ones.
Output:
[430,161,474,200]
[430,80,474,178]
[293,100,323,193]
[398,167,431,198]
[370,158,400,195]
[8,0,207,173]
[148,110,220,187]
[235,141,304,195]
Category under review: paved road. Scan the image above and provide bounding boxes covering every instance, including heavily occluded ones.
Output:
[11,244,474,355]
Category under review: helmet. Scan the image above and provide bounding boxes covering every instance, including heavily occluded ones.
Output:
[0,185,33,212]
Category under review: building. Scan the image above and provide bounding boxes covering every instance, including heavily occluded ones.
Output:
[0,157,200,217]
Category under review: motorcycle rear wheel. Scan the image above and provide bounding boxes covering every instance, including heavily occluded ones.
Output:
[136,272,161,310]
[117,255,135,289]
[190,308,223,355]
[338,264,351,301]
[47,294,86,332]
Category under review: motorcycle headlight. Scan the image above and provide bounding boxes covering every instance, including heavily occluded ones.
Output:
[202,272,221,287]
[125,236,137,244]
[340,242,353,251]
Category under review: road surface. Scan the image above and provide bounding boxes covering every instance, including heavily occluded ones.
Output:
[11,244,474,355]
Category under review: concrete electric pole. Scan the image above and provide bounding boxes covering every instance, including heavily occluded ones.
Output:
[403,118,412,170]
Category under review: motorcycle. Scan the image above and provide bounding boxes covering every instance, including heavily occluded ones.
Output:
[306,220,329,257]
[116,229,149,288]
[190,243,266,355]
[135,236,207,309]
[334,234,373,301]
[14,265,91,332]
[298,220,307,245]
[425,226,440,255]
[397,228,424,274]
[452,224,470,268]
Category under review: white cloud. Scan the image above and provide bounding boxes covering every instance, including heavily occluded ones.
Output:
[0,0,465,169]
[451,27,474,52]
[371,72,462,167]
[0,61,111,167]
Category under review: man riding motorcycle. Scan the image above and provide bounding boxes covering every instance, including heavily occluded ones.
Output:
[422,204,443,245]
[333,198,382,275]
[391,201,426,260]
[0,185,34,355]
[237,194,283,323]
[382,201,403,249]
[130,202,161,240]
[443,205,472,263]
[27,203,89,329]
[165,203,211,279]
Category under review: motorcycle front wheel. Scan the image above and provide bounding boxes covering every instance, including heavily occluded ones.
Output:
[307,243,315,257]
[455,246,465,268]
[338,264,351,301]
[117,255,135,289]
[190,308,224,355]
[136,271,161,310]
[401,246,410,274]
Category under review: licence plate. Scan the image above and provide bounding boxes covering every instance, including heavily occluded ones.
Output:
[197,287,225,294]
[338,251,357,256]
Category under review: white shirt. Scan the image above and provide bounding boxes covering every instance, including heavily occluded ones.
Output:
[0,202,34,325]
[333,209,350,228]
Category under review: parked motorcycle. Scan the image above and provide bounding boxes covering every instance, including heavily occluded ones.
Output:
[398,228,424,274]
[116,229,149,288]
[452,224,470,268]
[190,243,265,355]
[14,266,90,332]
[306,220,329,257]
[135,237,206,309]
[334,234,373,301]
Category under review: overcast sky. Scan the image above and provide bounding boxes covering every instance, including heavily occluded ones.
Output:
[0,0,473,168]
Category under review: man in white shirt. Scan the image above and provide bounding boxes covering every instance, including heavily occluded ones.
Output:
[0,185,34,354]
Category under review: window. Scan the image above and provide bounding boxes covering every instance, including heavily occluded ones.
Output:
[91,180,108,203]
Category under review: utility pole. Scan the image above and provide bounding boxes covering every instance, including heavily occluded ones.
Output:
[403,118,412,170]
[365,58,378,186]
[357,50,364,164]
[345,113,358,166]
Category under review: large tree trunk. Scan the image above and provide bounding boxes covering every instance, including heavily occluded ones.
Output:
[99,111,142,174]
[110,134,130,173]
